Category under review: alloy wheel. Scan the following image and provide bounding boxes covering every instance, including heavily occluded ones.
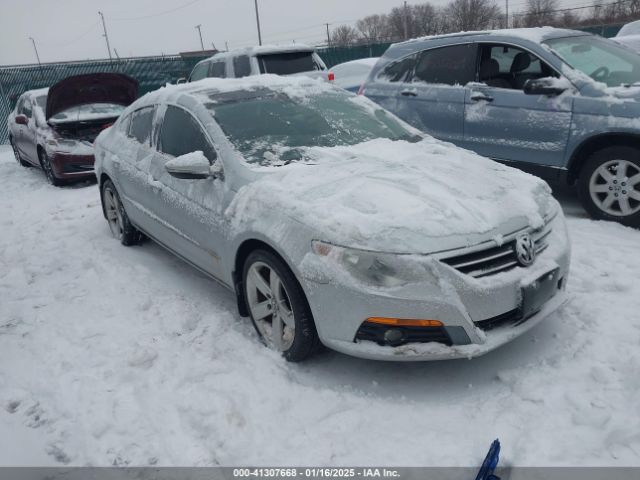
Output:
[246,261,296,351]
[103,187,124,240]
[589,159,640,217]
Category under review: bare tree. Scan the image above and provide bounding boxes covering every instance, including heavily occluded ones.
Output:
[330,25,360,46]
[356,14,389,43]
[523,0,559,27]
[444,0,502,32]
[413,3,442,36]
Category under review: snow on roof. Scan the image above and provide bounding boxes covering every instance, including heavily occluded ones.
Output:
[133,74,334,109]
[196,43,316,65]
[395,26,586,48]
[24,87,49,98]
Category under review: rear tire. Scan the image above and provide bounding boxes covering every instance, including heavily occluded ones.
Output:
[577,146,640,228]
[38,149,64,186]
[101,179,143,246]
[242,249,320,362]
[10,138,30,168]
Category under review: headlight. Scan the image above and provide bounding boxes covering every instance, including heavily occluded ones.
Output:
[311,241,428,288]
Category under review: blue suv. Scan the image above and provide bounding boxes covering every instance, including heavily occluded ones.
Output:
[362,27,640,227]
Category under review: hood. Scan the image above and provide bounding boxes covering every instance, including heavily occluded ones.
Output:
[228,138,556,254]
[46,73,138,121]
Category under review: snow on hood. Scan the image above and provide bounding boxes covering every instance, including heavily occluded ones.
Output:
[227,137,555,254]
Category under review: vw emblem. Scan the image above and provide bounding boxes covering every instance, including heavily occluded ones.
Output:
[514,233,536,267]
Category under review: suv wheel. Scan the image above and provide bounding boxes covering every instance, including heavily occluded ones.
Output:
[578,146,640,227]
[101,179,143,246]
[243,249,320,362]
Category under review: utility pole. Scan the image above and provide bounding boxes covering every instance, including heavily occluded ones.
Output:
[254,0,262,46]
[195,24,204,50]
[29,37,41,66]
[225,41,229,51]
[403,1,409,40]
[98,11,113,62]
[325,23,331,46]
[505,0,509,29]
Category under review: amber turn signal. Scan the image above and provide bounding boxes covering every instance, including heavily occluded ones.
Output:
[366,317,443,327]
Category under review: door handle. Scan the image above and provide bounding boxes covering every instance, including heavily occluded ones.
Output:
[400,90,418,97]
[470,92,494,102]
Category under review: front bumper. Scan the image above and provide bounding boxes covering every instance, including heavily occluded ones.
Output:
[49,152,96,180]
[302,214,571,361]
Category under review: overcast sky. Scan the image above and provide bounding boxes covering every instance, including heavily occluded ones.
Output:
[1,0,573,65]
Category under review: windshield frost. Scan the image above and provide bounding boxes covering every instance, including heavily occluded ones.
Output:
[545,35,640,87]
[207,91,418,165]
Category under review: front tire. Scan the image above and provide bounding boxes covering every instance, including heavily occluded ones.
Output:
[243,249,320,362]
[577,146,640,228]
[38,149,63,186]
[101,179,142,246]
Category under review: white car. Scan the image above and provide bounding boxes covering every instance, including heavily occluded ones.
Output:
[614,20,640,52]
[186,44,327,82]
[328,57,380,92]
[94,75,570,362]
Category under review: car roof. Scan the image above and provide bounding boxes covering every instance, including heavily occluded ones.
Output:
[193,44,316,68]
[130,74,340,111]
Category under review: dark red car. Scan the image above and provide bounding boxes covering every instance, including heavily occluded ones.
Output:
[7,73,138,186]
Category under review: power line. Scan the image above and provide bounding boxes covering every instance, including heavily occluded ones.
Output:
[110,0,203,21]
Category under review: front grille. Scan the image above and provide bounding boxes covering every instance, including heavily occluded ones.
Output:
[355,323,452,346]
[439,223,552,278]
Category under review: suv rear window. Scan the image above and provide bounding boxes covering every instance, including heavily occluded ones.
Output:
[257,52,317,75]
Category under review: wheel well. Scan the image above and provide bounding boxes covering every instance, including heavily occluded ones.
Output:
[567,134,640,184]
[36,145,45,166]
[233,239,290,317]
[98,173,112,219]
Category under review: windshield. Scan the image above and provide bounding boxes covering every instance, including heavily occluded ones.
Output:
[206,90,418,165]
[257,52,323,75]
[545,35,640,87]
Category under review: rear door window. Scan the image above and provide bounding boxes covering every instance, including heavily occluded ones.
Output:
[128,106,155,145]
[189,62,210,82]
[158,105,216,163]
[257,52,317,74]
[233,55,252,77]
[412,44,477,86]
[210,61,226,78]
[377,54,418,82]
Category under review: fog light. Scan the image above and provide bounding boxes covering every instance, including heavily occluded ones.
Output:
[383,328,405,346]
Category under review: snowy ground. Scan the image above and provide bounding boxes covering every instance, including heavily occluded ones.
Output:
[0,144,639,467]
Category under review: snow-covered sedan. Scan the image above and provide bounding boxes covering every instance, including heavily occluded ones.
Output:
[7,73,138,186]
[94,76,570,362]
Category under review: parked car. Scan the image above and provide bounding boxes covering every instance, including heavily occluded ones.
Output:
[184,44,327,82]
[613,20,640,52]
[328,57,380,92]
[362,27,640,227]
[94,76,570,362]
[7,73,138,186]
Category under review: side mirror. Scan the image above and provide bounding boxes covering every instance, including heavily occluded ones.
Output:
[15,114,28,125]
[176,78,187,85]
[165,152,221,180]
[523,78,567,96]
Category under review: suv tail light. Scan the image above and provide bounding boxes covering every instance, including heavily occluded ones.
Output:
[328,71,335,82]
[357,84,365,96]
